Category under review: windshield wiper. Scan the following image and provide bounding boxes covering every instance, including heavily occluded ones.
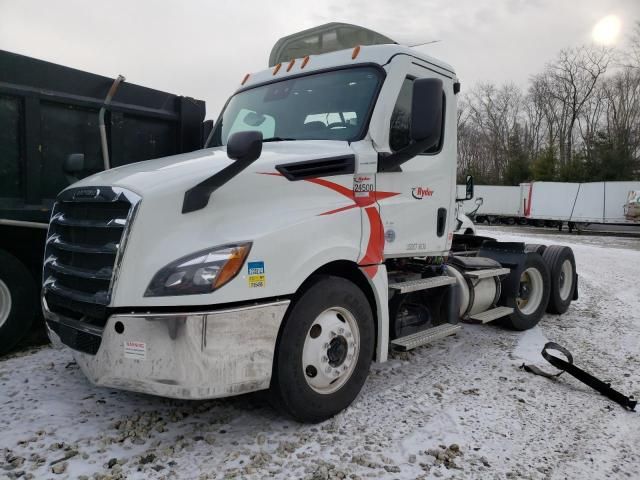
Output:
[262,137,297,143]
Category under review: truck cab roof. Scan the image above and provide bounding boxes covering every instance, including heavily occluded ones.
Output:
[243,43,456,89]
[241,23,456,92]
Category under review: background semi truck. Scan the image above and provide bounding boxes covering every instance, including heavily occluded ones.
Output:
[42,23,578,423]
[0,50,206,354]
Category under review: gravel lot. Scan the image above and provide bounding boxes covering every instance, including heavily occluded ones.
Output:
[1,228,639,479]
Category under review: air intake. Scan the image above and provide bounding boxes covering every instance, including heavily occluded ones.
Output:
[276,155,355,181]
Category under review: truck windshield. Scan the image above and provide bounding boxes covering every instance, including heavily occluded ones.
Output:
[210,66,382,145]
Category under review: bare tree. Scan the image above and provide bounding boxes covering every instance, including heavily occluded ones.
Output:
[545,47,611,165]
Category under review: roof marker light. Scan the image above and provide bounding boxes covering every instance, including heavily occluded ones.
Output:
[301,55,310,69]
[241,73,250,85]
[352,45,361,60]
[286,58,296,72]
[273,63,282,75]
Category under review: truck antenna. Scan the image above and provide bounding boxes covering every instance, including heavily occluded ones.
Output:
[408,40,441,48]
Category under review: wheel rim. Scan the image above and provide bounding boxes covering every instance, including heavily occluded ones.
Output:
[516,267,544,315]
[558,259,573,301]
[0,279,12,329]
[302,307,360,395]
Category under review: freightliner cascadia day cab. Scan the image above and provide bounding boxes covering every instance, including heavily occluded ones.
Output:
[42,24,578,422]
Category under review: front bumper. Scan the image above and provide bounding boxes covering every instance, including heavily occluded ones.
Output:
[44,299,290,399]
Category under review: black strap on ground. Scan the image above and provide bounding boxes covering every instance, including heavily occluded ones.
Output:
[520,342,636,411]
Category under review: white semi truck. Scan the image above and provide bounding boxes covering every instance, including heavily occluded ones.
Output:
[42,23,578,422]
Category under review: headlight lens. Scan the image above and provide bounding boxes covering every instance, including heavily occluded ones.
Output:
[144,243,252,297]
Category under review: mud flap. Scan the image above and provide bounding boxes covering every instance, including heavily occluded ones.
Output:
[521,342,636,411]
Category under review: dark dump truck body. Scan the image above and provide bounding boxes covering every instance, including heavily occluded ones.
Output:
[0,50,206,353]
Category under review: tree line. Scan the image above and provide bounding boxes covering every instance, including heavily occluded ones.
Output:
[457,21,640,185]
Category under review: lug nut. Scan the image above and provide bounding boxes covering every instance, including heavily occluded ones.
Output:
[338,327,344,334]
[346,332,352,338]
[321,356,328,363]
[325,366,332,374]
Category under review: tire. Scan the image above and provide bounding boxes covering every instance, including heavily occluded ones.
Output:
[502,253,550,331]
[0,250,38,356]
[542,245,576,314]
[269,275,374,423]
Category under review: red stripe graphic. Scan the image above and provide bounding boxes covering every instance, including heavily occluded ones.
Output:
[359,206,385,265]
[258,172,399,278]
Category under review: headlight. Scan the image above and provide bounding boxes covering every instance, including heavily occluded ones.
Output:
[144,243,252,297]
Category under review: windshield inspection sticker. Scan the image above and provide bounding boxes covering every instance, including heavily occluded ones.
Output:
[248,261,266,288]
[124,341,146,360]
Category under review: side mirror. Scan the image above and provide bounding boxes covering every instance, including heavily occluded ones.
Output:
[63,153,85,174]
[182,131,263,214]
[227,130,263,163]
[411,78,444,145]
[379,78,443,172]
[456,175,474,201]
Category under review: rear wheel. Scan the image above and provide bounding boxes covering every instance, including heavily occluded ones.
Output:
[542,245,576,314]
[502,253,550,330]
[0,250,38,356]
[270,275,374,423]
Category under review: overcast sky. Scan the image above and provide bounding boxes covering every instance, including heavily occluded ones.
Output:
[1,0,639,117]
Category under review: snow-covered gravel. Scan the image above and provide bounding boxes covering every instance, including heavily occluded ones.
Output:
[1,228,639,479]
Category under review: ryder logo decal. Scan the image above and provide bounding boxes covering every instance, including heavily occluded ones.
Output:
[411,187,434,199]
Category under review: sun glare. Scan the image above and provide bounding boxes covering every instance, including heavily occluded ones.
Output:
[592,15,622,45]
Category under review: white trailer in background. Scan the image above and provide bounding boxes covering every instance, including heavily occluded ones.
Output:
[519,182,581,225]
[464,181,640,230]
[461,185,521,224]
[521,181,640,228]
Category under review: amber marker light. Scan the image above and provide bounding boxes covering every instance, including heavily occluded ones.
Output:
[352,45,361,60]
[301,55,310,69]
[286,58,296,72]
[241,73,250,85]
[273,63,282,75]
[213,244,252,289]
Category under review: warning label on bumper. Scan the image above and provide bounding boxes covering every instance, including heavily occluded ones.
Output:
[124,341,146,360]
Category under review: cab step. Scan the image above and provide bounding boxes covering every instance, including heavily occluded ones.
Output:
[464,268,511,279]
[391,323,461,351]
[467,306,514,324]
[389,276,456,294]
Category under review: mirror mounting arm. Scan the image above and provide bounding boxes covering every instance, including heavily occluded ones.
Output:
[182,131,263,214]
[377,139,434,172]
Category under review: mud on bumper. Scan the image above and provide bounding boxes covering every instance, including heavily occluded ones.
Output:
[44,300,290,399]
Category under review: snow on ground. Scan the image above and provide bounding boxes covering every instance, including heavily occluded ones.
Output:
[1,228,640,479]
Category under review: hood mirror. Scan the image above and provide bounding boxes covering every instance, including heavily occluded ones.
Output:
[182,131,264,214]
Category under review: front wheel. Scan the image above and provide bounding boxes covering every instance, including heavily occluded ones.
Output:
[270,275,374,423]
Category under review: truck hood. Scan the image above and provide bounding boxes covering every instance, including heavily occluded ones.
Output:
[70,140,353,198]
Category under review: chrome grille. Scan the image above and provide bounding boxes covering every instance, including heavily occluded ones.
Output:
[43,186,140,327]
